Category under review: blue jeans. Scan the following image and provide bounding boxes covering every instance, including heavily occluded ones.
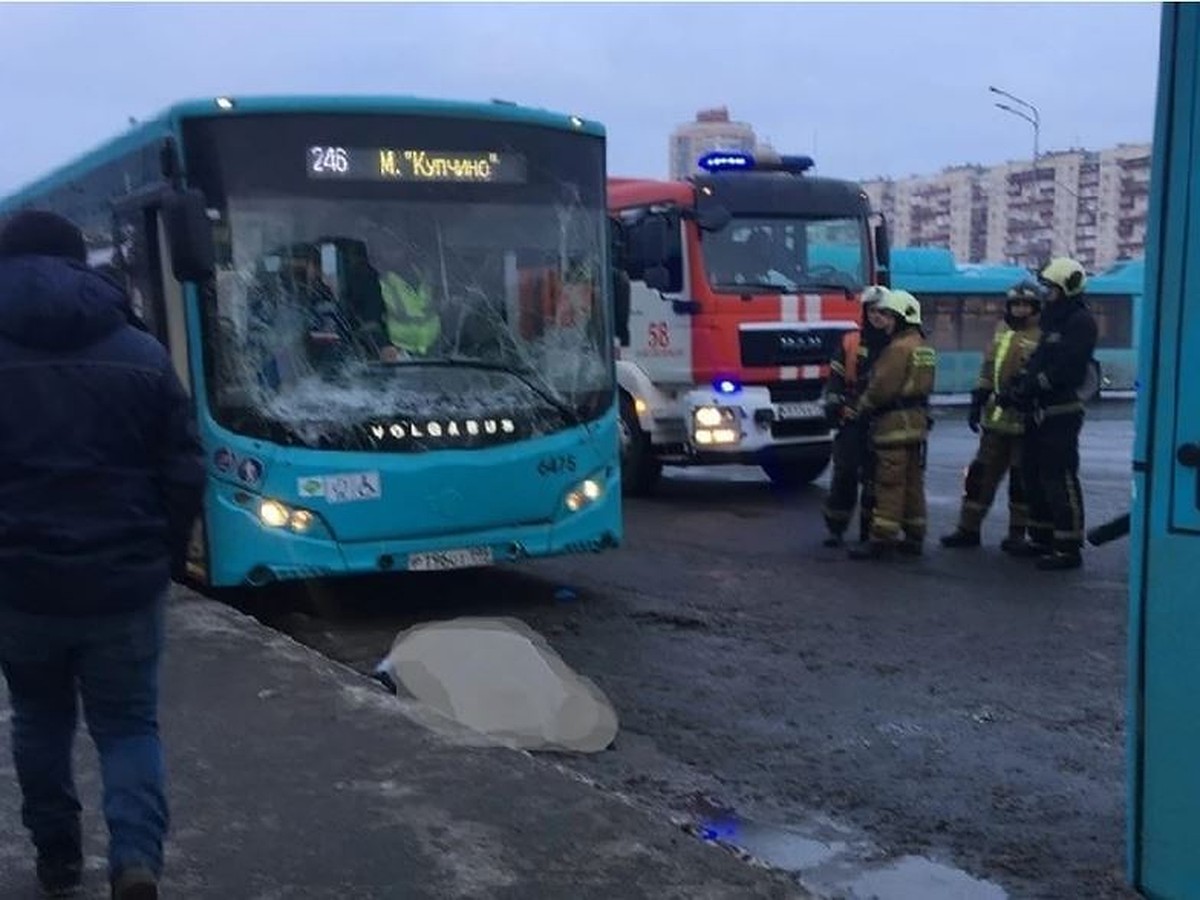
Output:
[0,598,168,878]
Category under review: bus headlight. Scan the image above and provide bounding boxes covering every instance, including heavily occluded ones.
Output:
[564,474,605,513]
[259,499,290,528]
[257,499,317,533]
[692,406,741,445]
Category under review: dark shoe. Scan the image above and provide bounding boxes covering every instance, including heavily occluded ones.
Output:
[111,867,158,900]
[822,533,845,548]
[37,857,82,898]
[897,539,924,557]
[37,838,82,899]
[1037,551,1083,571]
[939,529,980,549]
[999,536,1028,555]
[848,540,892,561]
[1004,539,1052,559]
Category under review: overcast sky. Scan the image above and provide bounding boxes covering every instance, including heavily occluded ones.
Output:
[0,2,1161,195]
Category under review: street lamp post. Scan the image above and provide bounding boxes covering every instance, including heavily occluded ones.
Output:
[990,85,1040,160]
[990,86,1043,266]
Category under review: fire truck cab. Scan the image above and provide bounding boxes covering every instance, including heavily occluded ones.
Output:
[608,150,890,493]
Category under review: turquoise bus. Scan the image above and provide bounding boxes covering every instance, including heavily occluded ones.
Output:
[1128,3,1200,895]
[890,247,1143,393]
[0,96,622,588]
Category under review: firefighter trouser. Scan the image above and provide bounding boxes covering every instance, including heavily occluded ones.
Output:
[823,422,865,537]
[955,430,1027,536]
[869,442,927,543]
[1022,411,1085,552]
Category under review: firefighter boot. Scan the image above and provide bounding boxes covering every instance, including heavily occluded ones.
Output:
[1037,540,1083,571]
[848,540,894,561]
[897,539,924,557]
[1004,526,1053,559]
[822,531,845,549]
[939,529,981,549]
[999,527,1027,555]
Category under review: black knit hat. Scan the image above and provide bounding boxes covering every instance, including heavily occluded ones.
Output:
[0,210,87,263]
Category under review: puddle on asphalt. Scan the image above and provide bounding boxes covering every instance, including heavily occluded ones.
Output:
[699,813,844,870]
[695,806,1007,899]
[846,855,1008,899]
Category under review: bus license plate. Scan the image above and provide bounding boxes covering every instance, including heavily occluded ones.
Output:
[407,547,494,572]
[776,401,825,420]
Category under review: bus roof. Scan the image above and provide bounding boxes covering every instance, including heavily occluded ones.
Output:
[891,246,1145,297]
[1,94,604,213]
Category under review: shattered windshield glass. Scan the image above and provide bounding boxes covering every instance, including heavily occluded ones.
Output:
[185,113,612,451]
[701,216,867,294]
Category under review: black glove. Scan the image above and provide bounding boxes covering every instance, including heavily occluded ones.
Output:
[824,402,841,428]
[967,389,988,433]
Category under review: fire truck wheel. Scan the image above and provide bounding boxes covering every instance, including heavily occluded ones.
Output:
[619,392,662,496]
[762,453,830,491]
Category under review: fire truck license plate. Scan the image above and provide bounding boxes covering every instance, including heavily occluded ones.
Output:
[407,547,494,571]
[776,401,825,420]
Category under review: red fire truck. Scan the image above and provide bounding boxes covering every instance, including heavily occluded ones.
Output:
[608,149,891,493]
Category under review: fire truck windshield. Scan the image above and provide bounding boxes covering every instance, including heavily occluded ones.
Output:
[700,215,866,295]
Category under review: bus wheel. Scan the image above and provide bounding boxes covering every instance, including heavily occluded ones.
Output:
[619,393,662,496]
[762,453,830,491]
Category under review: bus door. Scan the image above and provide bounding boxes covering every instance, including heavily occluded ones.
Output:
[111,198,193,394]
[112,193,206,582]
[1131,4,1200,895]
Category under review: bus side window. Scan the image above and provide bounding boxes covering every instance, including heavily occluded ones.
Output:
[113,208,170,349]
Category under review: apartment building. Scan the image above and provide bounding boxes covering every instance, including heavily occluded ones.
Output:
[862,143,1152,271]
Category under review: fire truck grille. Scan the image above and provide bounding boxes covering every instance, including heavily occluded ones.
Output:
[739,326,844,368]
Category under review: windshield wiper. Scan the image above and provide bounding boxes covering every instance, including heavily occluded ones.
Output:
[710,281,791,295]
[387,357,582,425]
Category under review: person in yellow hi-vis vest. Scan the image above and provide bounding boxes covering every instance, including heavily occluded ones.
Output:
[940,279,1044,552]
[379,269,442,357]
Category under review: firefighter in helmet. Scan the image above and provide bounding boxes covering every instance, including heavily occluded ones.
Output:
[820,284,889,546]
[941,278,1045,551]
[848,289,937,560]
[1004,256,1099,570]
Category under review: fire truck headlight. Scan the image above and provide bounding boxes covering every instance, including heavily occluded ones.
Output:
[694,406,728,428]
[692,406,741,446]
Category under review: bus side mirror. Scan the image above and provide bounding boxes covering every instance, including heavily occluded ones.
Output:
[163,189,215,283]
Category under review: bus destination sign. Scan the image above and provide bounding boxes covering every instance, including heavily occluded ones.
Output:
[307,146,527,183]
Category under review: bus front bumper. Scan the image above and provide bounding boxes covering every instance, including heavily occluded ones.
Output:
[204,479,622,589]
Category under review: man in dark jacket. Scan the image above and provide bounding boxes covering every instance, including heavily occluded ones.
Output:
[0,211,205,899]
[1004,256,1099,571]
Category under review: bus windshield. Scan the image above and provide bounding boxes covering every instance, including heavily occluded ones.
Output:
[183,113,612,449]
[700,215,867,294]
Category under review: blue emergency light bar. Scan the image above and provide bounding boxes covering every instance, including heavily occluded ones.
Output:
[698,151,755,172]
[698,151,815,175]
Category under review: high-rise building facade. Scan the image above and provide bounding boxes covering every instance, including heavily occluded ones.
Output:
[862,143,1151,271]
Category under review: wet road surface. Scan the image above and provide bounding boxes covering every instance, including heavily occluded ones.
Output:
[228,403,1138,899]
